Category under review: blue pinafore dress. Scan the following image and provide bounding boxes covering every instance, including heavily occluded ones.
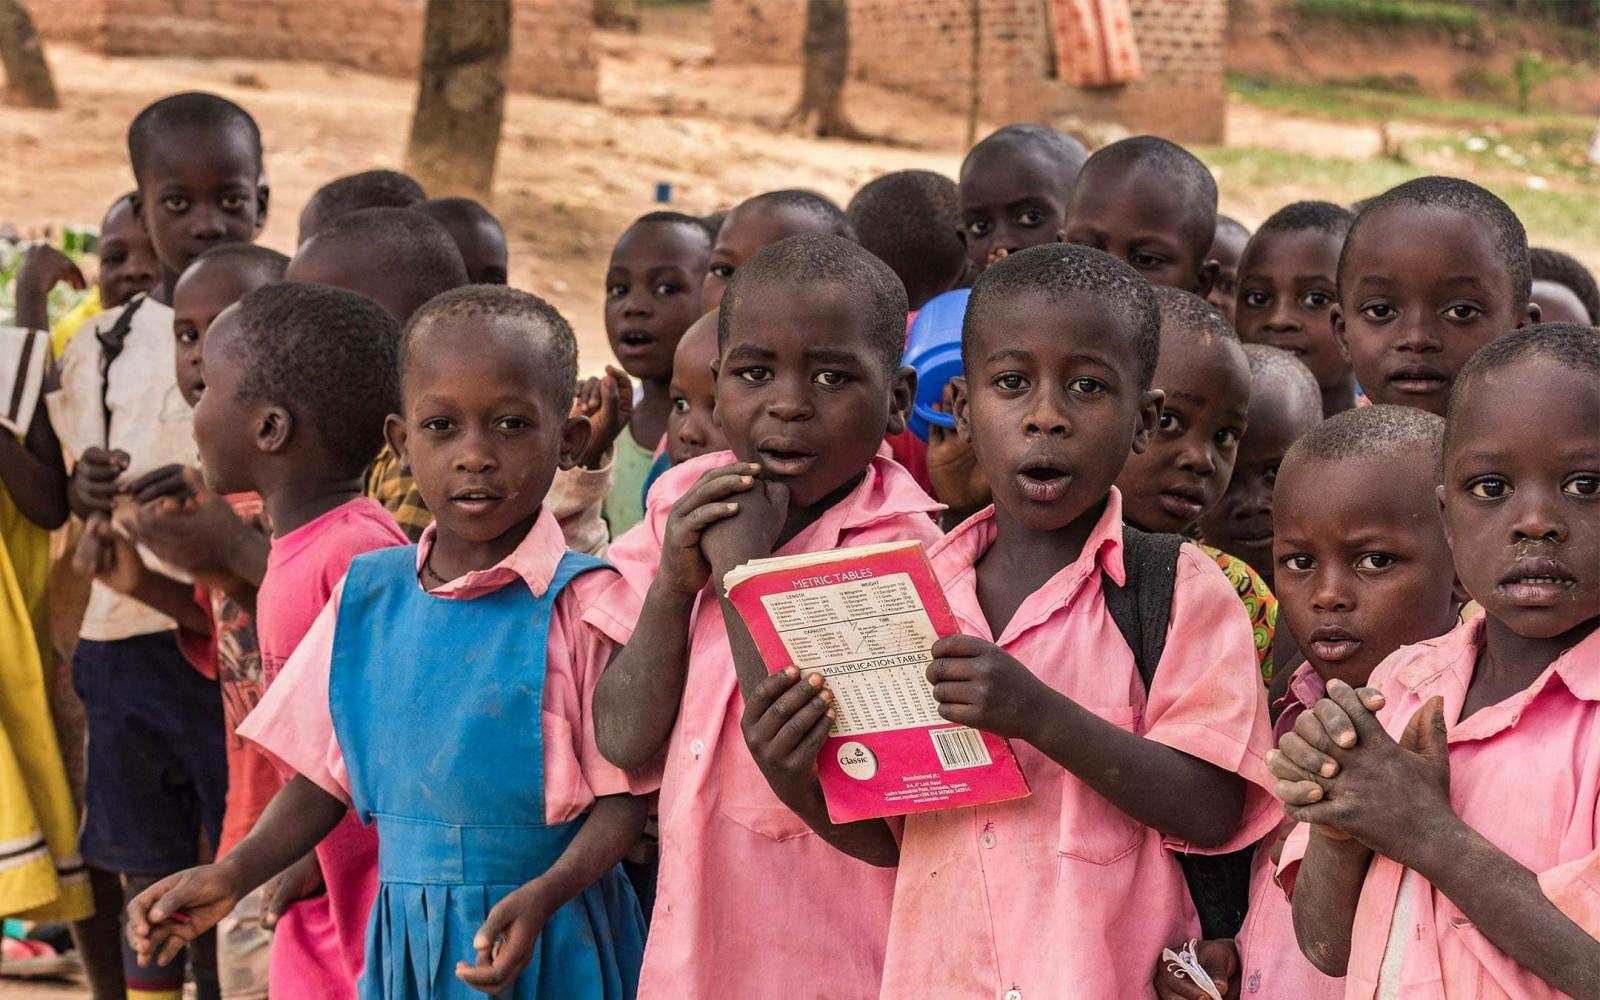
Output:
[329,546,646,1000]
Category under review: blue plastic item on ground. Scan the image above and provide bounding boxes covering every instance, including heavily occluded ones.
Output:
[903,288,970,441]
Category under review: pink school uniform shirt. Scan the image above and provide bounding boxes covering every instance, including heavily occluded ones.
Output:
[240,506,653,827]
[1278,618,1600,1000]
[880,489,1281,1000]
[252,496,407,1000]
[583,450,944,1000]
[1233,661,1344,1000]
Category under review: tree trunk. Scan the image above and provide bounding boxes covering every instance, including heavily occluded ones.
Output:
[783,0,863,139]
[404,0,510,201]
[0,0,58,109]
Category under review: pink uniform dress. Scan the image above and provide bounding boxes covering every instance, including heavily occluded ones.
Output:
[1233,661,1343,1000]
[879,490,1280,1000]
[583,450,944,1000]
[1278,618,1600,1000]
[251,497,406,1000]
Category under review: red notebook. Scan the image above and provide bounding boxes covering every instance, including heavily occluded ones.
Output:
[723,540,1030,823]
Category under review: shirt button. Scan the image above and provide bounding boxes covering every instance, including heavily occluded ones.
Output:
[980,831,997,849]
[688,738,706,755]
[1004,991,1023,1000]
[1246,972,1261,993]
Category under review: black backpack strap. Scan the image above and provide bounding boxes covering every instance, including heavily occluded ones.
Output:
[1102,524,1254,940]
[94,295,144,440]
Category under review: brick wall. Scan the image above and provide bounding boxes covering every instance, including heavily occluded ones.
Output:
[33,0,598,102]
[710,0,1227,143]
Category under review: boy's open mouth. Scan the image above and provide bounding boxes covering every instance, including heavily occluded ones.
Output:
[1307,625,1362,662]
[755,439,817,477]
[1015,463,1070,503]
[1386,364,1449,394]
[449,486,504,514]
[618,330,655,353]
[1498,560,1578,606]
[1157,481,1208,521]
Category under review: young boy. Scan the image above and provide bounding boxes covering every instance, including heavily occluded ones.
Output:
[44,90,265,1000]
[1065,135,1219,294]
[1235,201,1359,417]
[296,167,426,245]
[284,206,469,540]
[664,309,726,469]
[414,196,509,285]
[700,189,854,314]
[958,124,1086,275]
[1114,288,1276,679]
[1206,214,1251,325]
[189,283,408,999]
[1529,245,1599,326]
[1155,404,1460,1000]
[847,169,967,311]
[1334,175,1538,416]
[1271,324,1600,999]
[600,212,713,536]
[590,234,942,999]
[745,244,1278,996]
[1198,344,1322,592]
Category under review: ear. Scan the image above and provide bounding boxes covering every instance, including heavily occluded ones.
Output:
[255,179,271,230]
[1195,259,1219,297]
[255,404,293,455]
[384,413,409,470]
[1053,229,1066,244]
[887,365,917,437]
[1521,300,1542,327]
[709,356,723,429]
[1131,388,1164,455]
[951,376,973,443]
[557,414,591,472]
[1331,304,1352,364]
[956,224,971,251]
[129,192,145,226]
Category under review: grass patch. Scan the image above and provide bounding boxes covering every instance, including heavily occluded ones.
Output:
[1295,0,1482,32]
[1227,74,1591,126]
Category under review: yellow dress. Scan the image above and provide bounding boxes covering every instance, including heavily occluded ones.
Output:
[0,475,91,920]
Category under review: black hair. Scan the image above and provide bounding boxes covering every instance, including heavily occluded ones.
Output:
[1074,136,1218,256]
[102,191,138,223]
[415,196,505,237]
[965,243,1161,389]
[701,210,729,239]
[961,125,1088,191]
[1213,214,1251,244]
[1244,343,1323,424]
[1445,322,1600,453]
[732,190,856,242]
[1256,200,1353,241]
[300,169,427,239]
[1338,176,1530,308]
[630,210,717,244]
[1529,246,1600,325]
[186,243,290,284]
[296,207,469,321]
[847,170,966,307]
[1154,286,1238,344]
[127,92,262,182]
[718,234,906,376]
[1284,404,1443,475]
[401,284,579,409]
[225,283,400,477]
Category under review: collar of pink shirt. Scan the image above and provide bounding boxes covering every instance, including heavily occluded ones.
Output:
[929,488,1126,641]
[414,506,571,601]
[1272,660,1329,741]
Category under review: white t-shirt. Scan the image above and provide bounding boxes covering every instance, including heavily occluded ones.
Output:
[46,295,196,642]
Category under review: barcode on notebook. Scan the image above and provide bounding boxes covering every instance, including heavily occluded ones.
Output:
[930,726,991,771]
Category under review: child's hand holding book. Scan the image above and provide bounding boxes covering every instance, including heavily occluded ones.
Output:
[657,462,762,596]
[926,634,1060,741]
[740,666,836,810]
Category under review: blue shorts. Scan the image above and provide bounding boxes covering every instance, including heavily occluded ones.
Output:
[73,632,228,875]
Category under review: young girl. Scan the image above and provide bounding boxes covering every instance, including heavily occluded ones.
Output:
[1271,324,1600,998]
[127,286,650,998]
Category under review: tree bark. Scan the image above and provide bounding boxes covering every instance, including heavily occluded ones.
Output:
[782,0,863,139]
[404,0,510,201]
[0,0,58,109]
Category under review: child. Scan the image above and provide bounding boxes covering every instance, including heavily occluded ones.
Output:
[1114,288,1276,680]
[296,168,426,245]
[1198,344,1322,592]
[1235,200,1358,418]
[1529,245,1599,326]
[1154,404,1460,1000]
[700,189,853,314]
[130,285,651,999]
[284,206,470,540]
[600,212,713,536]
[1334,175,1537,416]
[1270,324,1600,998]
[173,244,289,408]
[1206,214,1251,325]
[663,309,725,469]
[744,243,1278,996]
[958,124,1086,275]
[44,90,265,1000]
[415,196,509,285]
[1065,135,1219,294]
[590,234,941,999]
[847,169,967,311]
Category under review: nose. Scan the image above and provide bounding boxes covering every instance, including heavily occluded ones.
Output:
[120,257,156,288]
[764,376,813,422]
[1310,567,1355,613]
[1510,489,1566,544]
[623,287,653,319]
[1023,384,1071,437]
[1394,315,1441,354]
[1262,297,1300,334]
[1236,475,1273,519]
[189,204,228,242]
[677,415,707,447]
[453,429,497,473]
[1176,440,1217,478]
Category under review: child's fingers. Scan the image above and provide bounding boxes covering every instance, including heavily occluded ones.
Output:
[768,686,834,760]
[1273,776,1326,807]
[783,703,836,771]
[678,471,759,512]
[748,671,826,747]
[928,679,979,706]
[742,666,805,728]
[1299,703,1354,754]
[929,633,988,661]
[675,501,741,544]
[1274,733,1338,780]
[935,702,982,727]
[1266,747,1322,786]
[1324,679,1390,745]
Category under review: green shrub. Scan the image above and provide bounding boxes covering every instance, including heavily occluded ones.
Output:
[1297,0,1482,32]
